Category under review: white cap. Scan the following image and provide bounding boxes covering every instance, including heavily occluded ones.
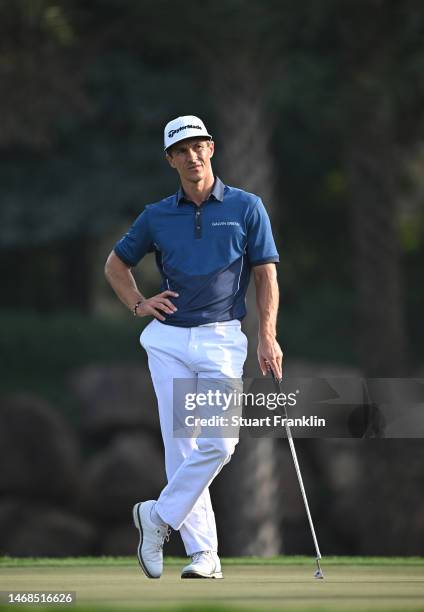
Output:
[164,115,212,151]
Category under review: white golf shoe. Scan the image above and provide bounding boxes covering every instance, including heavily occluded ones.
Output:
[132,500,171,579]
[181,551,223,579]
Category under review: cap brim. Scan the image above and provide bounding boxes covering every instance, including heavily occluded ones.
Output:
[164,133,212,152]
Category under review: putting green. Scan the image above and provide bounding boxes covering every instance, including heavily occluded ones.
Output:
[0,557,423,611]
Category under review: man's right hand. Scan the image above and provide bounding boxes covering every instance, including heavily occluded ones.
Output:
[135,291,179,321]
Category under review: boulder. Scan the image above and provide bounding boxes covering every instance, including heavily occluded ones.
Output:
[99,522,136,556]
[79,432,166,521]
[0,394,81,502]
[355,440,424,555]
[69,365,160,434]
[0,497,96,557]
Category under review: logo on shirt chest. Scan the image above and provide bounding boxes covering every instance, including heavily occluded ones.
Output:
[211,221,241,227]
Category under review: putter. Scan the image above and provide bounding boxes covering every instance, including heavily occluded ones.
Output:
[270,368,324,579]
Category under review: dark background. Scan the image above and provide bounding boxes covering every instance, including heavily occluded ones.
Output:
[0,0,423,558]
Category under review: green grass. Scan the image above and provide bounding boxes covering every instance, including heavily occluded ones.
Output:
[1,556,424,568]
[1,556,424,611]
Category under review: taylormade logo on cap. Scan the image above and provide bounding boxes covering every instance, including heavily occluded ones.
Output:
[168,123,202,138]
[164,115,212,151]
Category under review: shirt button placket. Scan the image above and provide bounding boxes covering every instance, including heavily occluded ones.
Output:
[195,208,201,239]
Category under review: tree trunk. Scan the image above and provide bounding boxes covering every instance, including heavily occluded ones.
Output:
[209,53,283,555]
[347,105,408,376]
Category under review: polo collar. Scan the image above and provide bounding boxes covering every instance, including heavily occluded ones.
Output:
[176,176,225,206]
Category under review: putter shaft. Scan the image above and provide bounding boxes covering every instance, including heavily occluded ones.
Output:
[270,370,324,579]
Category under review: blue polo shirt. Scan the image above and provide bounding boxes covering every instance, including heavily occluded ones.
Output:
[114,177,279,327]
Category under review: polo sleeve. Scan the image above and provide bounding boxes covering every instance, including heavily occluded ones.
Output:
[246,198,280,266]
[113,208,154,267]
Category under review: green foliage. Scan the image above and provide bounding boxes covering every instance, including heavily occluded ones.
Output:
[1,1,424,367]
[0,53,203,247]
[281,285,357,365]
[0,311,146,416]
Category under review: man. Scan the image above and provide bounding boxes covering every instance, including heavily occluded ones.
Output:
[105,115,282,579]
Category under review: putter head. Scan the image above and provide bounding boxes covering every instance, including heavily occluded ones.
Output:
[314,559,324,579]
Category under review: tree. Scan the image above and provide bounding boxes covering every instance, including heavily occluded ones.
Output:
[0,0,88,150]
[282,0,424,375]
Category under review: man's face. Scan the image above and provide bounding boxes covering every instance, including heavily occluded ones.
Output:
[166,137,214,183]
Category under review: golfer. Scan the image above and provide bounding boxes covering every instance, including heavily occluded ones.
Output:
[105,115,282,579]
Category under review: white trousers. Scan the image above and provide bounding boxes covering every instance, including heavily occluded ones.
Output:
[140,318,248,555]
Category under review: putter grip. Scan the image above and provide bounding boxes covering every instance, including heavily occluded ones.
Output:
[269,368,282,385]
